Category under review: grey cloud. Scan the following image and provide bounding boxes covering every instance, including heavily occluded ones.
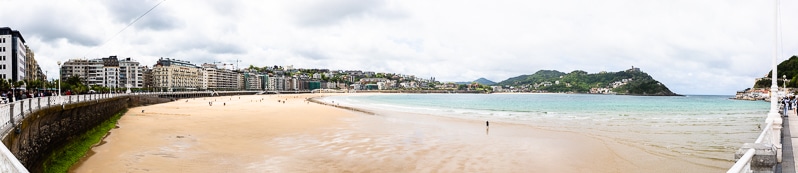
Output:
[177,40,247,55]
[295,50,330,60]
[104,0,180,31]
[205,43,246,54]
[22,13,101,46]
[291,0,404,27]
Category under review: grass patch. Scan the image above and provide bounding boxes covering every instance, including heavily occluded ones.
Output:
[41,109,127,173]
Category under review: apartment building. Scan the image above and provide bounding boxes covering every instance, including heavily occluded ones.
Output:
[24,45,44,81]
[201,63,241,90]
[60,56,143,89]
[61,58,103,86]
[152,57,204,91]
[119,57,143,88]
[0,27,27,81]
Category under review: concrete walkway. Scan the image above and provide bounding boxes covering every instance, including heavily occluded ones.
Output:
[783,110,797,173]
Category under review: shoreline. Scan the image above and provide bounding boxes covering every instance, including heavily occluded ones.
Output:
[73,93,725,172]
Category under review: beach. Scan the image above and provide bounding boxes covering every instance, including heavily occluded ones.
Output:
[72,94,723,172]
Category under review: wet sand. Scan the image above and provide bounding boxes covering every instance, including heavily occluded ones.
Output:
[72,94,722,172]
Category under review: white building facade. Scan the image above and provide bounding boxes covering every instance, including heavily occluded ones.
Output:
[61,56,143,89]
[0,27,27,81]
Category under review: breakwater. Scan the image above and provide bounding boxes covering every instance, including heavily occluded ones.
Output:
[0,91,262,172]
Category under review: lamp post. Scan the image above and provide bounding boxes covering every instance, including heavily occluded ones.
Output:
[784,75,787,90]
[766,0,784,163]
[44,70,47,96]
[9,79,14,102]
[57,61,61,96]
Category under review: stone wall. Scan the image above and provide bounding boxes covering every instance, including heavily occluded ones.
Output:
[0,95,172,172]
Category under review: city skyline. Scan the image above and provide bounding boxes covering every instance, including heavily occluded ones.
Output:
[1,0,798,95]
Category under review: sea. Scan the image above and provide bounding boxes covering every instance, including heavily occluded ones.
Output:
[320,93,770,163]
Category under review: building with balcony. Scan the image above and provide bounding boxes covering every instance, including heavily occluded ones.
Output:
[60,56,143,89]
[152,57,204,91]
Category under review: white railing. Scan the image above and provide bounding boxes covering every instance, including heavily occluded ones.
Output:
[0,90,258,172]
[727,122,777,173]
[0,139,27,173]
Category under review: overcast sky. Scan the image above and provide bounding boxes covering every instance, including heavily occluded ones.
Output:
[1,0,796,95]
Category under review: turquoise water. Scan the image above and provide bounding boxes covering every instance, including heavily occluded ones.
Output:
[322,94,770,163]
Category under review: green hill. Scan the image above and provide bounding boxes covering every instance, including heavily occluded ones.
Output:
[755,55,798,88]
[474,78,496,85]
[496,68,679,96]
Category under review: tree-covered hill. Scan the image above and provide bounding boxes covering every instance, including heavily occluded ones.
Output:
[755,55,798,88]
[496,68,679,96]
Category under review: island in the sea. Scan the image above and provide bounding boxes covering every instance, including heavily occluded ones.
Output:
[492,66,680,96]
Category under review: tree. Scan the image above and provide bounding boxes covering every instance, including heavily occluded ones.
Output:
[62,75,88,94]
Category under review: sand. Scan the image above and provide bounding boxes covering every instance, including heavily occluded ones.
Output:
[71,94,723,173]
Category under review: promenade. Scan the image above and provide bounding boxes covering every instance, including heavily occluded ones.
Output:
[786,110,798,173]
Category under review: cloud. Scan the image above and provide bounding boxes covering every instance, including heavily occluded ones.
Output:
[289,0,404,27]
[103,0,180,31]
[2,0,798,95]
[18,7,103,46]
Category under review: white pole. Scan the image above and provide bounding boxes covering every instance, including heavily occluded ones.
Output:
[766,0,784,163]
[57,61,61,96]
[768,0,783,119]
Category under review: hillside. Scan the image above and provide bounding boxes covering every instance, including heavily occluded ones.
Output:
[455,78,497,85]
[496,68,679,96]
[474,78,496,85]
[754,55,798,88]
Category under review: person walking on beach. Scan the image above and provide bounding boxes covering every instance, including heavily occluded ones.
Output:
[486,121,489,127]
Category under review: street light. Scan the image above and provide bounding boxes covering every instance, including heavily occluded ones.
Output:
[784,75,787,89]
[765,0,784,163]
[57,61,61,96]
[9,79,14,102]
[44,70,47,96]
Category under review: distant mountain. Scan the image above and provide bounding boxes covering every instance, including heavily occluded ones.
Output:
[455,78,496,85]
[474,78,496,85]
[496,68,679,96]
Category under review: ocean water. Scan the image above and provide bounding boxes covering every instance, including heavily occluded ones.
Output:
[321,93,770,164]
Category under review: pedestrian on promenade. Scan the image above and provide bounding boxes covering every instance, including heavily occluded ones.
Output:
[784,97,790,117]
[792,96,797,115]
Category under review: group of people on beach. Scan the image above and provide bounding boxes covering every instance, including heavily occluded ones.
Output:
[782,96,798,116]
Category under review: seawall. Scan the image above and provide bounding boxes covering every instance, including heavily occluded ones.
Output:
[1,95,172,172]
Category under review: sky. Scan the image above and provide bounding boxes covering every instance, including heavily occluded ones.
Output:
[0,0,796,95]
